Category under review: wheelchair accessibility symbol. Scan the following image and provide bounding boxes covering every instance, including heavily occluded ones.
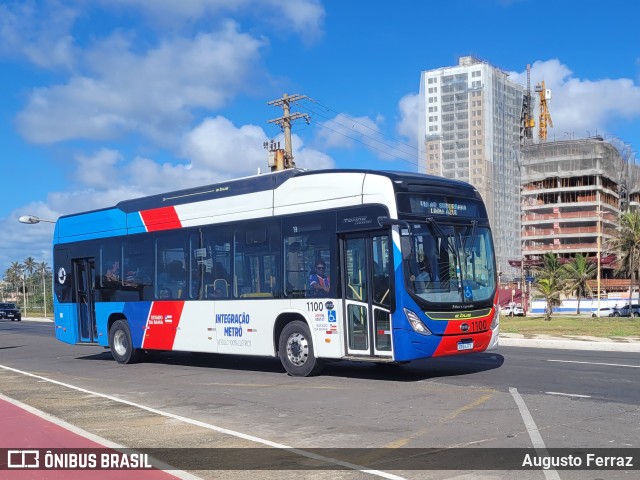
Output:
[464,285,473,299]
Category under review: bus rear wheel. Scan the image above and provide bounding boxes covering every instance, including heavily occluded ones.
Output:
[278,321,323,377]
[109,319,143,364]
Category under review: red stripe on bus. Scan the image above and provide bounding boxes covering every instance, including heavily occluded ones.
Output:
[140,206,182,231]
[142,301,185,350]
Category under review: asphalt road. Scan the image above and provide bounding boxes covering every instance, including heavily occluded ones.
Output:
[1,319,638,479]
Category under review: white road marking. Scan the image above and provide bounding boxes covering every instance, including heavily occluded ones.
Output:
[509,387,561,480]
[0,364,405,480]
[545,392,591,398]
[547,359,640,368]
[0,393,197,480]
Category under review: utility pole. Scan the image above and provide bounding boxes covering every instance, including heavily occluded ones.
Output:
[267,93,309,170]
[42,265,47,318]
[597,193,601,316]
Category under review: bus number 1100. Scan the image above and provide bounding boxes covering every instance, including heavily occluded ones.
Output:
[307,302,324,312]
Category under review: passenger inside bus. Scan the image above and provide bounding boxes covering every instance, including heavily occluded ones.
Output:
[308,260,330,296]
[158,260,186,297]
[415,260,433,292]
[105,260,120,283]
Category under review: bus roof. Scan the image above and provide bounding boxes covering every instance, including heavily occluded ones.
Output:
[54,169,481,242]
[59,168,478,219]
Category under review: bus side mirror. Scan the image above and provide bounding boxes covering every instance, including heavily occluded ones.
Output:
[378,217,413,259]
[401,237,412,260]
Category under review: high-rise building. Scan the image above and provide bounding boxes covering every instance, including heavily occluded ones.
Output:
[418,56,524,279]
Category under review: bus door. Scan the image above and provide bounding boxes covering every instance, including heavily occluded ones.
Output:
[341,234,393,358]
[73,258,97,343]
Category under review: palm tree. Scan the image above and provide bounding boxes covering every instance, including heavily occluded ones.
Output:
[535,277,563,321]
[564,253,597,315]
[38,261,52,314]
[608,210,640,303]
[23,256,37,276]
[22,256,38,311]
[533,252,566,320]
[7,262,24,302]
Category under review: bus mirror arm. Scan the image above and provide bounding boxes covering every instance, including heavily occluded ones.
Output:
[377,217,413,259]
[377,217,411,236]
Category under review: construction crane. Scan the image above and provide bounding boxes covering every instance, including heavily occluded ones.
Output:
[520,64,535,146]
[534,80,553,140]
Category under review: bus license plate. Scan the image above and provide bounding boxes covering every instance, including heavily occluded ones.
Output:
[457,341,473,351]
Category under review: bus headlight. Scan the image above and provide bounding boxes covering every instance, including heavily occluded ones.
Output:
[491,307,499,329]
[404,308,432,336]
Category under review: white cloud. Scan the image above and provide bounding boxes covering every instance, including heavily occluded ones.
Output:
[16,22,265,145]
[315,113,383,149]
[75,149,124,189]
[291,134,334,170]
[396,93,419,143]
[268,0,325,43]
[0,1,78,69]
[104,0,325,42]
[509,59,640,139]
[181,116,269,175]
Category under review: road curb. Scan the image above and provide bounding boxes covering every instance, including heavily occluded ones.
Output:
[21,317,54,323]
[499,335,640,352]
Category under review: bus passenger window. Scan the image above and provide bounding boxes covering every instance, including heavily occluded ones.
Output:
[156,233,187,299]
[283,214,335,299]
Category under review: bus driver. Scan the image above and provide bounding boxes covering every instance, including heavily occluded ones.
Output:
[308,260,330,296]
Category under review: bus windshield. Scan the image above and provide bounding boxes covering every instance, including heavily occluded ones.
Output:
[403,221,496,305]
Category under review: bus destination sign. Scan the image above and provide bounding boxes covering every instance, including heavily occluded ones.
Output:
[402,195,480,218]
[420,200,467,216]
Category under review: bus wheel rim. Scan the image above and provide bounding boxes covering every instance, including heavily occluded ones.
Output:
[286,332,308,366]
[114,329,128,356]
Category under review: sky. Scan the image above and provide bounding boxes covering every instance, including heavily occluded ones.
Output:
[1,0,640,275]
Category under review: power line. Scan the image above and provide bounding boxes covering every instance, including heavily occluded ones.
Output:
[290,99,420,166]
[303,97,418,153]
[309,118,420,168]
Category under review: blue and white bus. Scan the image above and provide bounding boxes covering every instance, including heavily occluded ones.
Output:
[52,169,499,376]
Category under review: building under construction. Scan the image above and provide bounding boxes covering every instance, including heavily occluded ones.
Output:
[520,137,640,293]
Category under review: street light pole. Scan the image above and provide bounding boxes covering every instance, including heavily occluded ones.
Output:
[22,271,27,313]
[42,265,47,318]
[597,193,601,316]
[18,215,56,317]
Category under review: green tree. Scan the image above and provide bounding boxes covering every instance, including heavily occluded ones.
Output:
[535,277,563,321]
[533,252,566,320]
[6,262,24,303]
[23,256,37,276]
[608,210,640,302]
[563,253,597,315]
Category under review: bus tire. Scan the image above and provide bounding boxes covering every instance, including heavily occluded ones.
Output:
[109,319,143,364]
[278,320,323,377]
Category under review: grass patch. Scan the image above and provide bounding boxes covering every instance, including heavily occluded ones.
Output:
[500,315,640,338]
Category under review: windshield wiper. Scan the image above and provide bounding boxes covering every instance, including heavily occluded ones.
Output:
[425,217,458,259]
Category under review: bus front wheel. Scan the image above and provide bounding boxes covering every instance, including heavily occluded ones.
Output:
[278,321,323,377]
[109,319,143,364]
